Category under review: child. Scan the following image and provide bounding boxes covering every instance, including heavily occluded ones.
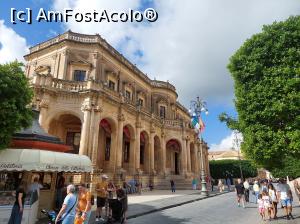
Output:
[257,194,265,220]
[262,191,271,221]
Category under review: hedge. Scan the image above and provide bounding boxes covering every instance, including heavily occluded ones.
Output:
[209,159,257,179]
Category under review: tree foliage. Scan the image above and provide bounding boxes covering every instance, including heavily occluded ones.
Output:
[0,61,33,150]
[220,16,300,172]
[271,156,300,178]
[209,160,257,179]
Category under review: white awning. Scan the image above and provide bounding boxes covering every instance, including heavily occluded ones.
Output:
[0,148,92,172]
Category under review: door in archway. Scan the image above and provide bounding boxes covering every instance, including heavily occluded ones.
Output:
[175,152,179,175]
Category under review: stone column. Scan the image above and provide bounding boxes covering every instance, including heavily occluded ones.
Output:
[79,98,92,155]
[87,106,95,157]
[62,49,69,79]
[116,114,124,169]
[181,137,187,175]
[91,52,99,80]
[90,106,101,193]
[186,138,191,173]
[91,106,102,164]
[160,132,166,175]
[135,122,141,173]
[150,131,155,173]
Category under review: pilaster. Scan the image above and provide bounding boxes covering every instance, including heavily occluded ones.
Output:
[79,98,92,155]
[116,112,125,169]
[181,136,187,175]
[160,130,166,175]
[186,137,191,173]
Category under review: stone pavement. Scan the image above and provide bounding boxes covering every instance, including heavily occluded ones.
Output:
[88,189,227,223]
[128,192,300,224]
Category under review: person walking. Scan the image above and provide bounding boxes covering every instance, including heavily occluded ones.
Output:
[55,172,65,210]
[293,180,300,206]
[170,180,175,193]
[117,184,128,223]
[268,183,278,219]
[277,178,294,220]
[218,179,224,193]
[226,177,231,192]
[257,194,265,221]
[192,178,197,190]
[262,191,271,221]
[74,183,92,224]
[235,179,245,208]
[8,181,27,224]
[55,184,77,224]
[28,177,43,196]
[95,174,108,222]
[253,180,260,204]
[243,179,250,203]
[107,181,116,220]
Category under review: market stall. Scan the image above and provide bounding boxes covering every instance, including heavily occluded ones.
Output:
[0,110,92,224]
[0,148,92,224]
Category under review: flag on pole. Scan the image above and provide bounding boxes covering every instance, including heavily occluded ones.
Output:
[199,117,205,132]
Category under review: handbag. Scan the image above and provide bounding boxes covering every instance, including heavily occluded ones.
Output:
[57,196,77,224]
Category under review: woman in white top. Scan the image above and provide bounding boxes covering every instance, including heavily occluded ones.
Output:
[268,183,278,219]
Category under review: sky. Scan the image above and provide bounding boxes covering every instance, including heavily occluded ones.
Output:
[0,0,299,151]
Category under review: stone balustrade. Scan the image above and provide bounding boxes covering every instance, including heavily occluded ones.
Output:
[51,78,87,91]
[151,80,176,91]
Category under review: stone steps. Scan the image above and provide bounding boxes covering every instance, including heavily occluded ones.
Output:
[154,175,195,190]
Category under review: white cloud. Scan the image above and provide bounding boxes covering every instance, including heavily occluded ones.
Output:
[52,0,300,107]
[210,131,243,151]
[0,20,29,64]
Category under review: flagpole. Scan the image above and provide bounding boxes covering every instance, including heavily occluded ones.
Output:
[190,96,209,196]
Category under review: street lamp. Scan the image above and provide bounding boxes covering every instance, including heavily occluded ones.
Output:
[190,96,209,196]
[232,130,243,180]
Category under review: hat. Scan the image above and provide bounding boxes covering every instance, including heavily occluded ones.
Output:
[101,174,108,179]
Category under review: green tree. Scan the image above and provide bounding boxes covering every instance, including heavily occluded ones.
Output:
[220,16,300,173]
[0,61,33,149]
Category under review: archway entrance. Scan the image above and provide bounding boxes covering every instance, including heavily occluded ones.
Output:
[166,139,181,175]
[122,125,135,172]
[98,118,116,172]
[48,114,82,154]
[139,131,149,173]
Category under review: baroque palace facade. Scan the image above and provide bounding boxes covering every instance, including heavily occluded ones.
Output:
[24,30,209,188]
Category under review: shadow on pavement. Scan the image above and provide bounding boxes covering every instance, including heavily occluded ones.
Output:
[88,204,191,224]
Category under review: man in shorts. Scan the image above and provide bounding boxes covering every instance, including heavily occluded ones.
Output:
[235,178,245,208]
[277,178,294,220]
[95,174,108,222]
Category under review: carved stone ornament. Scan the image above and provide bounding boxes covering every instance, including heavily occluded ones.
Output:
[94,105,103,113]
[81,101,92,112]
[118,114,125,122]
[39,99,50,109]
[92,52,99,59]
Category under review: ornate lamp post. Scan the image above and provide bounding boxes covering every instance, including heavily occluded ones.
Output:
[190,97,209,196]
